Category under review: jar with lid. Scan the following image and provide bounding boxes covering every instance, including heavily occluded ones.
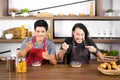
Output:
[6,56,16,72]
[16,58,27,73]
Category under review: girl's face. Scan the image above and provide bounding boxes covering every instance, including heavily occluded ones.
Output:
[35,26,47,41]
[72,28,85,43]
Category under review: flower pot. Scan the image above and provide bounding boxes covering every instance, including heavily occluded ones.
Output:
[21,12,29,17]
[11,12,16,17]
[106,12,114,16]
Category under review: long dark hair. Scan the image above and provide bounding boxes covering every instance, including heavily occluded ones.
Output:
[72,23,89,39]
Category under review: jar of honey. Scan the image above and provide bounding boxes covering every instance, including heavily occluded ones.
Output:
[16,58,27,73]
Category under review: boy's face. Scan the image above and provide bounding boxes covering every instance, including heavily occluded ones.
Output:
[35,26,47,41]
[72,28,85,43]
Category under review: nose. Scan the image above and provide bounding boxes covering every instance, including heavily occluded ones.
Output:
[38,32,42,36]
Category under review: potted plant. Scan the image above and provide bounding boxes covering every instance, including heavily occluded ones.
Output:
[8,7,18,17]
[105,9,114,16]
[20,8,30,17]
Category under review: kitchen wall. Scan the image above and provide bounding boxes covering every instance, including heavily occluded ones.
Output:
[0,0,120,59]
[8,0,95,16]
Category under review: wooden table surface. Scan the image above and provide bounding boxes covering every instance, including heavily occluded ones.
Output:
[0,60,120,80]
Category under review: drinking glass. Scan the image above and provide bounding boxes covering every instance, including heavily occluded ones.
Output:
[98,32,101,39]
[109,30,113,39]
[103,30,107,39]
[97,28,103,39]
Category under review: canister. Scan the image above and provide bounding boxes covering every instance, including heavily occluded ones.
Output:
[6,56,16,72]
[16,58,27,73]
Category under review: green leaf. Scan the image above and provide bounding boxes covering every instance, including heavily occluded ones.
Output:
[20,8,30,14]
[110,50,119,56]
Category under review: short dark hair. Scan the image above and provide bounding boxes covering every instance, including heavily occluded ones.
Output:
[72,23,89,39]
[34,20,48,31]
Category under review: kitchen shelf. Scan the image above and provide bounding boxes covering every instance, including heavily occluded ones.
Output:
[53,16,120,20]
[0,38,120,43]
[93,39,120,43]
[0,39,23,43]
[0,16,53,20]
[53,38,120,43]
[0,39,120,43]
[0,16,120,20]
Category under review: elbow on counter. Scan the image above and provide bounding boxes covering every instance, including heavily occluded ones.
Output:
[50,60,57,65]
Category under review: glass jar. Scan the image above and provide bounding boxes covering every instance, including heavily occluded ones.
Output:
[16,58,27,73]
[6,56,16,72]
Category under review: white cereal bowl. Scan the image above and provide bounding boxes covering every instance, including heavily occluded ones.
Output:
[70,61,82,68]
[32,61,42,67]
[5,34,13,39]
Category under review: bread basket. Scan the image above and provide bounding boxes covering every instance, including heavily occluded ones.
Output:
[98,66,120,75]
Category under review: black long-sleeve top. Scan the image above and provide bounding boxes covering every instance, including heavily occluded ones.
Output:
[62,37,98,64]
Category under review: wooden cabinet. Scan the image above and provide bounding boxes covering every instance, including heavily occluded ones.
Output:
[0,0,8,17]
[52,16,120,43]
[0,0,120,43]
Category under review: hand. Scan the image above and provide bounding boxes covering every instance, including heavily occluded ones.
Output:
[62,42,69,51]
[42,48,51,60]
[25,41,33,51]
[85,46,97,53]
[17,50,23,58]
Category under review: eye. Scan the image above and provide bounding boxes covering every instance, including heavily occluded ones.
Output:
[41,30,45,33]
[81,34,84,36]
[36,30,40,33]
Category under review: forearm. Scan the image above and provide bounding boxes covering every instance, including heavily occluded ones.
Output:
[96,50,104,60]
[57,49,66,60]
[86,46,104,60]
[48,55,57,65]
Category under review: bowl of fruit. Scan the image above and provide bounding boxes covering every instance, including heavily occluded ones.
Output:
[98,61,120,75]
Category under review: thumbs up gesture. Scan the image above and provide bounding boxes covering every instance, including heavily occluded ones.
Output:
[42,48,51,60]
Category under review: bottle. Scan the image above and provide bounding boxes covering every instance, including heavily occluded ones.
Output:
[6,56,16,72]
[90,2,94,17]
[17,58,27,73]
[21,25,25,39]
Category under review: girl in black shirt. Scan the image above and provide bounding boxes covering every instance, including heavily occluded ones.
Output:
[58,23,104,64]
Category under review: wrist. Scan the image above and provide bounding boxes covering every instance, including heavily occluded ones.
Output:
[94,49,98,54]
[47,55,51,60]
[62,49,67,54]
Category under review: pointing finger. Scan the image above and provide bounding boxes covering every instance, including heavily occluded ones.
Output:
[85,46,90,49]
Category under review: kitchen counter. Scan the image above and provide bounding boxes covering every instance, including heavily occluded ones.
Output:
[0,60,120,80]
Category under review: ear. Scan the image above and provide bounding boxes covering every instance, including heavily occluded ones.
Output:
[72,31,75,36]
